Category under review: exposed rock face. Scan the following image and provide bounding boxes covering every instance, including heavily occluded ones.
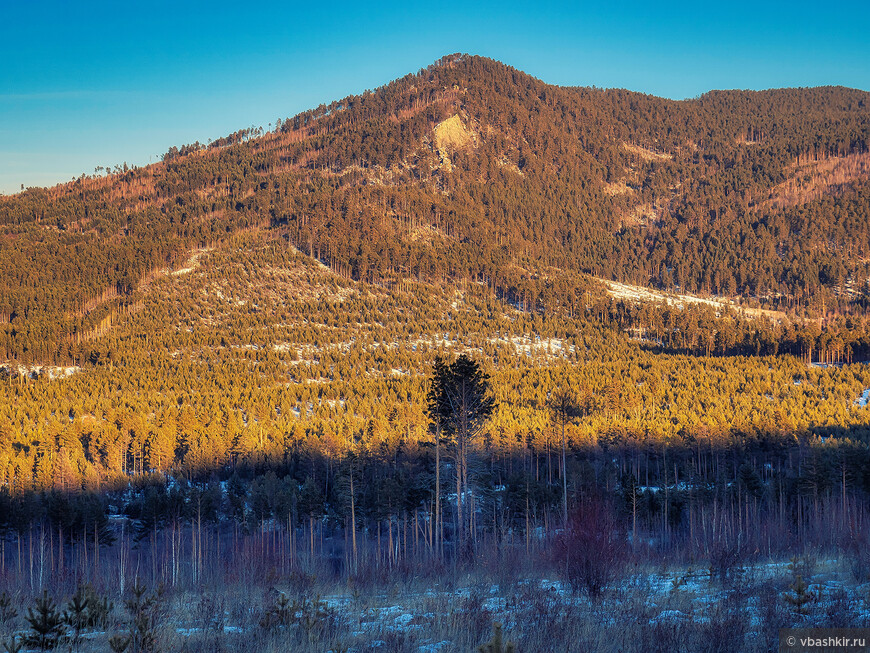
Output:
[433,114,476,171]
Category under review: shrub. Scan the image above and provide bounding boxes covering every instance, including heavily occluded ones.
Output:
[478,622,516,653]
[552,498,628,597]
[708,541,743,584]
[111,578,164,653]
[25,592,64,652]
[0,592,17,634]
[2,635,23,653]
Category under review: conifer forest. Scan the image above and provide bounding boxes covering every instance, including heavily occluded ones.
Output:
[2,55,870,651]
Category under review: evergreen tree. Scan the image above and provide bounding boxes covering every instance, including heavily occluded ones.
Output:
[427,354,494,552]
[25,592,64,652]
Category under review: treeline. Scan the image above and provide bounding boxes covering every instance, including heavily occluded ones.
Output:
[1,422,868,588]
[602,298,870,361]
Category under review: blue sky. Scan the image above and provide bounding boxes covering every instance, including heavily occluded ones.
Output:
[1,0,868,195]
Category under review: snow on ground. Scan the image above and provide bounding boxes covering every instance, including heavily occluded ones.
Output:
[138,555,867,652]
[264,332,572,365]
[2,364,81,380]
[169,248,213,276]
[488,335,574,359]
[855,388,870,407]
[604,280,734,312]
[273,558,858,648]
[603,279,789,322]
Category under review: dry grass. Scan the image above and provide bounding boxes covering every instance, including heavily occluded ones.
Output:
[3,549,868,653]
[603,181,633,196]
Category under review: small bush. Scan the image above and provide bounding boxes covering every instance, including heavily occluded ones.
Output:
[844,533,870,583]
[478,622,516,653]
[708,541,743,584]
[783,575,817,616]
[2,634,23,653]
[0,592,18,634]
[111,578,164,653]
[259,591,338,644]
[699,598,749,653]
[552,499,628,597]
[26,592,65,652]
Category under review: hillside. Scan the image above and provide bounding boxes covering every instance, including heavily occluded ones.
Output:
[4,56,870,652]
[3,230,870,483]
[1,54,870,364]
[1,229,870,653]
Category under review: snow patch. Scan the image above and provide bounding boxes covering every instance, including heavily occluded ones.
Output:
[604,280,731,312]
[2,364,81,380]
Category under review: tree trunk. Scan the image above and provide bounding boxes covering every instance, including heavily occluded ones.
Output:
[350,467,357,571]
[561,422,568,526]
[435,426,441,557]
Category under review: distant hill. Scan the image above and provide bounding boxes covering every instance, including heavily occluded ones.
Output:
[1,53,870,363]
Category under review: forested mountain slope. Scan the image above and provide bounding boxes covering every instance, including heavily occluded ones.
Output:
[3,232,870,492]
[2,54,870,364]
[2,58,870,631]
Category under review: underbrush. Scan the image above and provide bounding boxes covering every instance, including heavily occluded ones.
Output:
[1,547,868,653]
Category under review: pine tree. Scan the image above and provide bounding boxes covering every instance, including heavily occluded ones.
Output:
[784,574,816,615]
[25,592,64,651]
[112,579,162,653]
[0,591,17,634]
[478,623,517,653]
[2,635,23,653]
[63,585,89,651]
[783,557,818,616]
[548,388,579,526]
[427,354,494,552]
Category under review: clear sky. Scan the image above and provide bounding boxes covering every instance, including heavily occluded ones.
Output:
[1,0,868,195]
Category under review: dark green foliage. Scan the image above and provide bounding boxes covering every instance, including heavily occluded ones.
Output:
[738,463,763,498]
[25,592,64,651]
[84,586,112,629]
[784,575,817,615]
[298,596,333,643]
[427,354,494,440]
[108,634,131,653]
[428,353,494,549]
[63,586,89,650]
[62,584,110,650]
[259,592,335,643]
[259,592,293,630]
[113,579,163,653]
[2,635,22,653]
[0,592,17,633]
[783,557,819,615]
[45,492,115,545]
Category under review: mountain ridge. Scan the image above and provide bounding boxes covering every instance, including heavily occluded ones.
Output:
[1,54,870,364]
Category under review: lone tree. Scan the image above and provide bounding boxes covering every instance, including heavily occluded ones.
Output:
[427,354,494,553]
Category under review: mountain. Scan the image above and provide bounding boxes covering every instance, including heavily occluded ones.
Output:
[5,57,870,653]
[2,53,870,364]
